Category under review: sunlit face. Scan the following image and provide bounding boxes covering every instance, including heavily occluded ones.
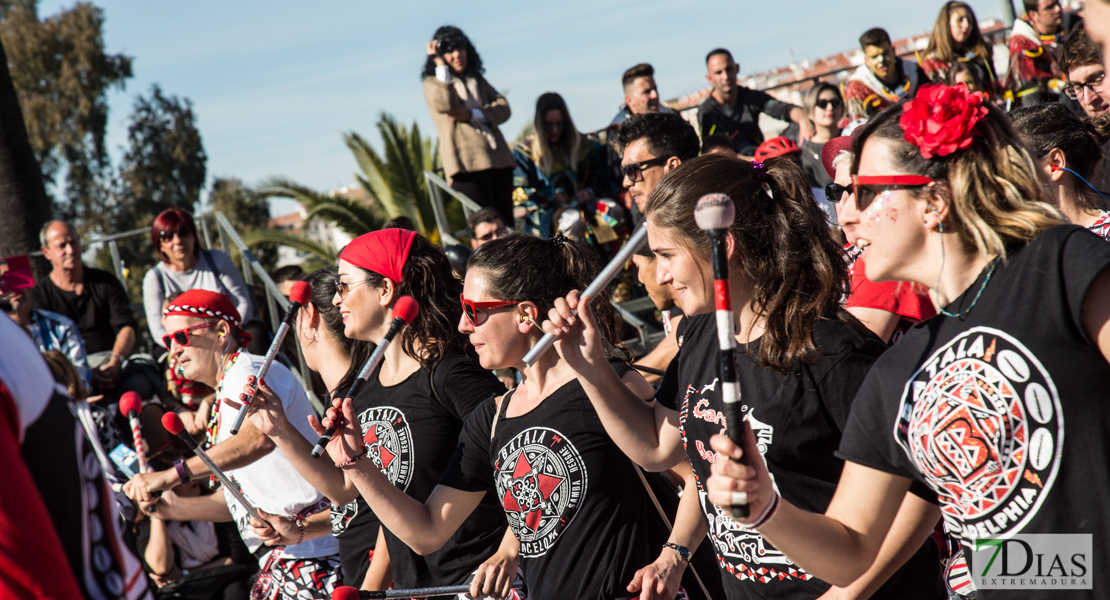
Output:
[631,254,676,312]
[949,6,972,45]
[706,53,739,98]
[543,109,564,145]
[841,138,932,283]
[160,229,196,264]
[1085,1,1110,78]
[334,259,389,342]
[864,44,896,82]
[621,138,666,213]
[42,222,81,272]
[625,76,661,115]
[811,89,844,128]
[1067,63,1108,117]
[471,219,507,249]
[1029,0,1062,33]
[646,219,711,315]
[164,314,226,386]
[443,47,467,74]
[459,268,530,370]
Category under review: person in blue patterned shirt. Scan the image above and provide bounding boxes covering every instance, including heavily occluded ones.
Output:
[2,288,92,390]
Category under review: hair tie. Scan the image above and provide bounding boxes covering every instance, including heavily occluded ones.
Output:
[751,161,768,181]
[550,233,568,249]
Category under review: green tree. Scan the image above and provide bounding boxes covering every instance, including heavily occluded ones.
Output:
[0,0,132,224]
[208,176,276,270]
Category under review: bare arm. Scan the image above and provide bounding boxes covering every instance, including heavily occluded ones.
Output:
[845,306,901,344]
[362,527,392,591]
[543,291,687,471]
[1083,267,1110,364]
[145,517,180,579]
[628,459,707,600]
[145,488,235,523]
[250,508,333,547]
[113,324,136,358]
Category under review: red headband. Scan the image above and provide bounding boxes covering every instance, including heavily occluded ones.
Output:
[340,229,418,284]
[163,289,253,346]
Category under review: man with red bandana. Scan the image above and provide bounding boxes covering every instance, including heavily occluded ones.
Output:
[1006,0,1065,106]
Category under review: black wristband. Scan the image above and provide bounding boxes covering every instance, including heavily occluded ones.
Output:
[663,542,690,562]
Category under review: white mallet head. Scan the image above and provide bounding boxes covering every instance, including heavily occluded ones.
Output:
[694,193,735,232]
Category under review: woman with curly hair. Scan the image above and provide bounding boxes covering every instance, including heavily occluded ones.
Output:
[707,84,1110,599]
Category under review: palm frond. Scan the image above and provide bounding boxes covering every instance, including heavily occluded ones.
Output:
[301,198,382,238]
[242,229,338,264]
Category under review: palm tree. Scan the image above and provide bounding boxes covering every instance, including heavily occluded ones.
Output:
[249,113,459,261]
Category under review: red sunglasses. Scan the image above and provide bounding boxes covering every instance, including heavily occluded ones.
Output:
[163,322,215,349]
[460,294,520,325]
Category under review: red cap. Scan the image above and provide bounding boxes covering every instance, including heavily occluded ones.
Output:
[340,229,418,285]
[754,136,801,162]
[331,587,361,600]
[289,280,312,306]
[120,391,143,417]
[162,412,185,435]
[392,296,420,325]
[821,136,854,180]
[163,289,253,346]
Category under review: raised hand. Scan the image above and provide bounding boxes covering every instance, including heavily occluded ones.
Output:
[541,289,608,372]
[308,397,365,466]
[242,376,288,437]
[706,421,776,525]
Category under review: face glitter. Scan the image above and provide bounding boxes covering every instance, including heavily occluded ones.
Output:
[866,190,895,222]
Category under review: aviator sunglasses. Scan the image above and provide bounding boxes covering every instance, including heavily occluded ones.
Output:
[163,322,215,349]
[824,175,933,211]
[460,294,520,325]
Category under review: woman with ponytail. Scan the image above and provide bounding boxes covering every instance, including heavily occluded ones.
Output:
[247,230,510,596]
[542,153,945,598]
[314,232,720,600]
[706,85,1110,599]
[1012,103,1110,238]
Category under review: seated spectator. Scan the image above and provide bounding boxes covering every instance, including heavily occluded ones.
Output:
[1012,102,1110,238]
[945,60,991,94]
[617,112,700,222]
[700,133,737,156]
[271,264,306,299]
[697,48,814,155]
[514,93,625,247]
[423,26,515,225]
[821,137,935,343]
[2,264,91,390]
[843,28,925,130]
[630,244,684,384]
[466,207,507,249]
[30,220,138,396]
[798,83,845,189]
[144,209,254,351]
[1006,0,1065,106]
[919,1,997,96]
[610,62,673,127]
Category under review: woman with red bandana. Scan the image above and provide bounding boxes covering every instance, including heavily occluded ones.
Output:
[706,84,1110,599]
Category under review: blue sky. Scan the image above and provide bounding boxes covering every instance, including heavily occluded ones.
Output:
[39,0,1006,216]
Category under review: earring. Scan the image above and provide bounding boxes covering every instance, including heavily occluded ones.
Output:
[520,314,540,329]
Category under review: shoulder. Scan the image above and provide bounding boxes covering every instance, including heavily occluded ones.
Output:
[812,318,886,359]
[697,95,721,111]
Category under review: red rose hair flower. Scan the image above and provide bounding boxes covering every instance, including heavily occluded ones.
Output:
[899,83,988,159]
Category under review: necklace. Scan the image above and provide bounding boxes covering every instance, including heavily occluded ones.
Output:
[937,258,999,318]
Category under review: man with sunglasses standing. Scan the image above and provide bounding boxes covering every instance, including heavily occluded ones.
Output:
[125,289,343,598]
[696,48,813,156]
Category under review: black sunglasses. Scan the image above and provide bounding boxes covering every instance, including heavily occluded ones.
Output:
[815,98,843,110]
[436,36,465,54]
[621,156,669,181]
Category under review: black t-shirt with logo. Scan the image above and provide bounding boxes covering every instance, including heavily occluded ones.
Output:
[347,354,507,592]
[440,367,669,600]
[838,225,1110,598]
[331,382,384,586]
[660,313,944,599]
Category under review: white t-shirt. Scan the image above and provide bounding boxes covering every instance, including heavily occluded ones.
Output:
[0,314,54,440]
[215,352,338,560]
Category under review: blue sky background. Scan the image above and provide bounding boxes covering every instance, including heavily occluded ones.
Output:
[38,0,1008,216]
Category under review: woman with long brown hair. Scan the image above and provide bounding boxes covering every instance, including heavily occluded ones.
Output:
[706,84,1110,598]
[543,153,944,598]
[919,1,997,95]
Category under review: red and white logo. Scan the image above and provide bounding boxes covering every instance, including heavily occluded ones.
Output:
[494,427,586,557]
[356,406,414,491]
[896,327,1063,545]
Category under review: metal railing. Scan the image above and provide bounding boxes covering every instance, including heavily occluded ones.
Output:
[424,170,484,245]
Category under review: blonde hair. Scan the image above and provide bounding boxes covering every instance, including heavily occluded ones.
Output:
[42,350,88,400]
[853,101,1063,260]
[530,92,582,177]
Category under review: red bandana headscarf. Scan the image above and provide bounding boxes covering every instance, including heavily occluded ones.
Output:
[163,289,253,346]
[340,228,418,284]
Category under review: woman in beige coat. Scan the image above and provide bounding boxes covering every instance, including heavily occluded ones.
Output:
[423,26,515,225]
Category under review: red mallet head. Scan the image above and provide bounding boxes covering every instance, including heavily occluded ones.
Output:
[331,586,361,600]
[392,295,420,325]
[162,412,185,436]
[288,280,312,306]
[694,193,736,232]
[120,391,143,417]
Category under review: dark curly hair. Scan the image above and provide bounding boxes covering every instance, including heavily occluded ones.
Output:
[645,153,850,374]
[356,234,474,369]
[421,26,484,78]
[467,233,632,363]
[617,112,700,162]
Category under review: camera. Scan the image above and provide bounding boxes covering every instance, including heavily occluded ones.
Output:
[435,35,465,55]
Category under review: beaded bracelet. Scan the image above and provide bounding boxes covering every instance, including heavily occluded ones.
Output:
[295,517,305,546]
[750,491,782,531]
[335,448,369,469]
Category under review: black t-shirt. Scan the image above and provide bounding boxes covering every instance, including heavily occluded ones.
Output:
[29,267,137,355]
[332,382,384,586]
[440,368,669,600]
[660,313,943,599]
[838,225,1110,599]
[696,88,796,155]
[350,353,507,592]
